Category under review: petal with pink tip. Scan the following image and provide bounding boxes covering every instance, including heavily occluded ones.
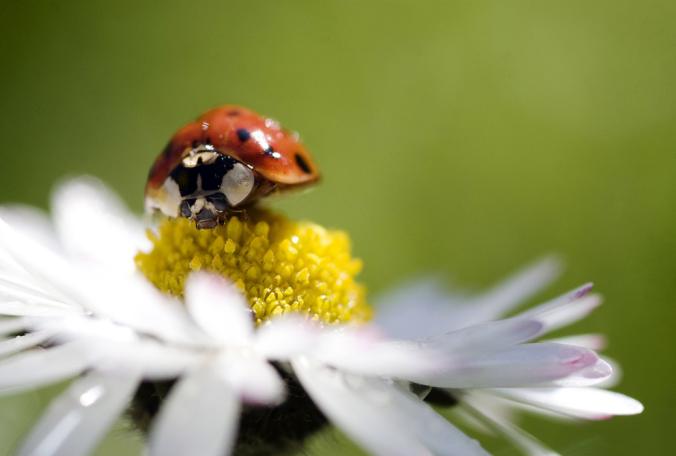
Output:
[184,273,253,345]
[407,343,603,388]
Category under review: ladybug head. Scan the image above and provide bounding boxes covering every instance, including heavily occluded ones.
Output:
[148,145,275,229]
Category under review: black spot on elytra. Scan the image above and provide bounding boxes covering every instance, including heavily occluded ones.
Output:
[294,153,312,174]
[226,110,241,116]
[236,128,251,142]
[264,146,277,156]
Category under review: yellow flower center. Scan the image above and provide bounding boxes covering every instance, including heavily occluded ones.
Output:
[135,209,371,325]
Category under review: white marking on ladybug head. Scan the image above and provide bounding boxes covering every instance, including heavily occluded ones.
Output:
[221,163,255,206]
[182,148,218,168]
[147,178,182,218]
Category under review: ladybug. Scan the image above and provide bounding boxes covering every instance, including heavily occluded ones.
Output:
[145,105,320,229]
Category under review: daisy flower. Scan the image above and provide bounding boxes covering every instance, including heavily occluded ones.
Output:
[0,177,642,456]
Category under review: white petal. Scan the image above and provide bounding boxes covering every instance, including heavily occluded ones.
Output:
[408,343,603,388]
[551,358,613,387]
[313,326,441,378]
[35,318,199,381]
[51,177,150,272]
[593,356,622,388]
[0,267,79,309]
[73,270,203,345]
[426,318,544,354]
[461,393,560,456]
[184,272,253,344]
[427,291,601,353]
[383,386,492,456]
[0,247,24,277]
[518,290,601,335]
[149,363,240,456]
[254,316,319,360]
[374,278,469,339]
[17,368,141,456]
[0,275,76,309]
[0,219,85,307]
[0,317,29,336]
[218,354,285,405]
[462,257,562,324]
[488,387,644,420]
[449,407,496,436]
[0,331,52,357]
[460,389,565,421]
[0,205,59,251]
[430,291,602,352]
[0,270,51,296]
[547,334,607,351]
[0,342,91,393]
[0,301,76,317]
[31,314,138,345]
[374,257,561,338]
[293,358,489,456]
[98,340,200,381]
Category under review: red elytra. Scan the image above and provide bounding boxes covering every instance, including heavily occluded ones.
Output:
[146,105,319,196]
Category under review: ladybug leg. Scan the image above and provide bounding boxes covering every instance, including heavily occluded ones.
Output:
[177,194,224,229]
[188,195,254,229]
[223,205,250,223]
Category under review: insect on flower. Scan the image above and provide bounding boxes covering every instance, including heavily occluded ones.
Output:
[145,105,320,228]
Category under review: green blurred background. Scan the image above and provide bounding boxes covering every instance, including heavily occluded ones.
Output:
[1,0,674,454]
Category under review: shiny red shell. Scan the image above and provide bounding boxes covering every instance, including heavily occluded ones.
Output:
[146,105,320,195]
